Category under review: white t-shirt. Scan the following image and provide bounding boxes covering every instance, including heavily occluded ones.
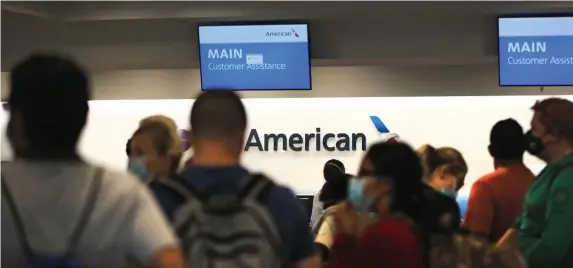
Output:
[1,160,178,268]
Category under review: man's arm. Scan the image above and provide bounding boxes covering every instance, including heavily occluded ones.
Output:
[462,181,494,238]
[277,188,320,268]
[123,183,185,268]
[523,170,573,267]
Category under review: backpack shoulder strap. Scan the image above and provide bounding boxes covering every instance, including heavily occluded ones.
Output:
[1,172,34,261]
[1,166,104,260]
[237,173,274,203]
[65,167,104,257]
[159,178,204,201]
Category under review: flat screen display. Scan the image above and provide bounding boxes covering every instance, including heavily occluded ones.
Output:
[198,23,311,91]
[498,16,573,86]
[297,195,314,223]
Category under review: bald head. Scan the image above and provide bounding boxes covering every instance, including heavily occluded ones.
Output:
[190,90,247,141]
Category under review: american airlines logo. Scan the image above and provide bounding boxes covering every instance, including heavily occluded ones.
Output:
[265,29,300,38]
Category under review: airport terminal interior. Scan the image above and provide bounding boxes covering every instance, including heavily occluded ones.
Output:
[2,2,573,268]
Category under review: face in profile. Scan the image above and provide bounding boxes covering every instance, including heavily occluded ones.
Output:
[529,112,558,161]
[431,164,466,192]
[130,132,172,176]
[358,157,394,215]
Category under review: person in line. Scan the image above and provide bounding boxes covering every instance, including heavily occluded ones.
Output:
[326,142,425,268]
[310,159,346,229]
[176,91,320,267]
[1,54,184,268]
[498,98,573,268]
[418,145,468,195]
[313,166,350,260]
[463,119,534,242]
[127,119,188,219]
[416,145,466,229]
[128,115,184,183]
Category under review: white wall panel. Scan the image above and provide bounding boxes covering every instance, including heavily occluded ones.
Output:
[2,95,569,196]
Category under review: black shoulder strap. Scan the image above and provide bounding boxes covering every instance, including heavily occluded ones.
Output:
[237,173,274,203]
[159,176,206,202]
[1,167,104,260]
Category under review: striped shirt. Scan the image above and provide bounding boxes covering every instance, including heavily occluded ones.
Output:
[1,160,178,268]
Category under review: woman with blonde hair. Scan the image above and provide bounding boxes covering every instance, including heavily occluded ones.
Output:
[417,145,468,197]
[127,115,189,219]
[128,115,184,182]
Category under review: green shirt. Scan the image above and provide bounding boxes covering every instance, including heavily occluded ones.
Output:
[514,152,573,268]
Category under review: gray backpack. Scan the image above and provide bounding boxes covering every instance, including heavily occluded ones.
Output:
[162,174,283,268]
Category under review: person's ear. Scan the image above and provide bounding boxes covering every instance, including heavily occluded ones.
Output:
[436,166,449,180]
[488,144,494,157]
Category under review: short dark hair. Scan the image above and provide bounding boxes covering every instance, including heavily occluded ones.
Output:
[489,118,525,160]
[8,53,90,150]
[190,91,247,140]
[532,98,573,144]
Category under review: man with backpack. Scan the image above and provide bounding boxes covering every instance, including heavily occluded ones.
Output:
[498,98,573,268]
[1,54,185,268]
[160,90,320,268]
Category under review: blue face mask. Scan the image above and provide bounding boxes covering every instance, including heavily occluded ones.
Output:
[440,187,458,199]
[128,157,152,183]
[348,178,373,212]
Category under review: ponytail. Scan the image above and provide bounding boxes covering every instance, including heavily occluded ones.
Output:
[417,144,440,181]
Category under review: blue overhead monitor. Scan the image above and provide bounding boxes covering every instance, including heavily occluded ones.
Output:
[498,15,573,86]
[198,22,312,91]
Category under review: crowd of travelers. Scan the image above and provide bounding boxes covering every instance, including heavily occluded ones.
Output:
[2,53,573,268]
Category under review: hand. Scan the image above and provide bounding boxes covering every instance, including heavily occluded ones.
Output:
[333,202,359,235]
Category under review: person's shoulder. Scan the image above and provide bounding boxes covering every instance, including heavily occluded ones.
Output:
[262,180,306,217]
[551,163,573,187]
[422,185,457,206]
[475,170,501,185]
[91,165,150,203]
[266,182,300,206]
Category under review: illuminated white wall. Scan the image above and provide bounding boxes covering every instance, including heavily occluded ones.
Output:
[2,95,570,195]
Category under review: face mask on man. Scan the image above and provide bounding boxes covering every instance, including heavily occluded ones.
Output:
[128,156,153,183]
[524,130,545,156]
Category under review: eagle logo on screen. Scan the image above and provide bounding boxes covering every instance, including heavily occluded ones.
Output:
[370,116,400,143]
[291,29,300,38]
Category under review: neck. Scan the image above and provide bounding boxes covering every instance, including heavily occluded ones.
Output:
[494,159,523,169]
[547,143,573,163]
[192,141,240,166]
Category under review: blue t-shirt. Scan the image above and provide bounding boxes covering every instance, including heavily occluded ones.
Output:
[151,165,317,265]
